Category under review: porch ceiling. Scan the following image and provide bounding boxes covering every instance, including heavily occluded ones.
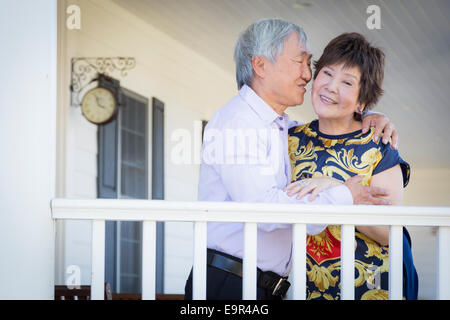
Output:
[113,0,450,169]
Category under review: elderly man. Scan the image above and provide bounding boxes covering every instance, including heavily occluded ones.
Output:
[185,18,396,300]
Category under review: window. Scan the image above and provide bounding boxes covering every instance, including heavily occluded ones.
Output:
[99,88,148,293]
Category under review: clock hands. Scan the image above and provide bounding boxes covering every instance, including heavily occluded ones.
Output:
[95,94,107,109]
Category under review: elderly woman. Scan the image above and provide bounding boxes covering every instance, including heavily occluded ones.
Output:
[287,32,418,300]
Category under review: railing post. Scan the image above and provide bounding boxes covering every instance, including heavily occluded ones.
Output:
[290,223,306,300]
[193,221,207,300]
[91,220,105,300]
[142,221,157,300]
[341,224,355,300]
[437,226,450,299]
[389,225,403,300]
[243,222,257,300]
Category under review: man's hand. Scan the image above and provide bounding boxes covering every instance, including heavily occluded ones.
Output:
[344,175,391,205]
[361,111,398,149]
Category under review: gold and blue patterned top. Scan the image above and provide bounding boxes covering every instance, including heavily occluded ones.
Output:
[288,119,415,300]
[288,119,410,187]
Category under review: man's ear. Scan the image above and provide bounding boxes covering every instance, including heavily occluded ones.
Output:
[251,56,268,79]
[357,104,366,114]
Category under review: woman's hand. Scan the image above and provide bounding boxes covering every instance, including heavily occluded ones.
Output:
[284,177,343,201]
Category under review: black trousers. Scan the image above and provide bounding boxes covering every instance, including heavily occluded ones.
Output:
[184,256,283,300]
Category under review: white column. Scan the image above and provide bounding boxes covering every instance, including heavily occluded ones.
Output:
[142,221,157,300]
[243,222,257,300]
[437,226,450,299]
[91,220,106,300]
[341,224,355,300]
[389,225,403,300]
[193,221,207,300]
[0,0,57,299]
[290,224,306,300]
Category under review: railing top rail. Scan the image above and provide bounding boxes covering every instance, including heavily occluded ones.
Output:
[51,198,450,226]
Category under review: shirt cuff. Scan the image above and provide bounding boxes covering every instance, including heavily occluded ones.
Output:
[328,184,354,205]
[307,224,327,235]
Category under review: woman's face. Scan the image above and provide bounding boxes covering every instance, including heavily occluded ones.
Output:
[311,62,362,121]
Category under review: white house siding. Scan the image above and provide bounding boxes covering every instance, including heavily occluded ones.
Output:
[56,0,235,292]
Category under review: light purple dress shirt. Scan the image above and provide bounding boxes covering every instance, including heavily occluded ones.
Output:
[199,85,353,276]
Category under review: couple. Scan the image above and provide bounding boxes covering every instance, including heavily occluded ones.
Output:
[185,18,418,300]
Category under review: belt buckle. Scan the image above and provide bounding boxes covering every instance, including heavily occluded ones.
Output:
[272,278,285,296]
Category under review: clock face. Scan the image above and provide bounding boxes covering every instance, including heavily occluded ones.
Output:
[81,87,117,124]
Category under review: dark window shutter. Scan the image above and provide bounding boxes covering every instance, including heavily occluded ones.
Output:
[98,121,118,198]
[152,97,165,294]
[152,97,164,200]
[98,120,118,291]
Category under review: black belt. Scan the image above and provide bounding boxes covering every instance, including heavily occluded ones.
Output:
[207,249,290,297]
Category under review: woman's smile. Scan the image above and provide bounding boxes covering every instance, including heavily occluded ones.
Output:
[319,94,338,105]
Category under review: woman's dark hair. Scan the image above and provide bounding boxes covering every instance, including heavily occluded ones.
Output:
[313,32,385,121]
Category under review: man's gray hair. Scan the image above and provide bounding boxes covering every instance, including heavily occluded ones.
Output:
[234,18,309,90]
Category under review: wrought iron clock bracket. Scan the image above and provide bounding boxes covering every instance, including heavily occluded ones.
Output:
[70,57,136,107]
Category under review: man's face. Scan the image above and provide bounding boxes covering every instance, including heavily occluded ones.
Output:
[263,32,312,109]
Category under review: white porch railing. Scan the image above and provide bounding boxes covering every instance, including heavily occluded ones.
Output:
[51,199,450,300]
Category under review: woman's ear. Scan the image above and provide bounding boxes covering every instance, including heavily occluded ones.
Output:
[251,56,267,79]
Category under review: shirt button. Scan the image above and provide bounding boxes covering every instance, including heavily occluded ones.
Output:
[279,117,283,121]
[279,127,284,131]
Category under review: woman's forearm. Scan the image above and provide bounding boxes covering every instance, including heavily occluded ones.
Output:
[355,225,389,246]
[361,165,404,247]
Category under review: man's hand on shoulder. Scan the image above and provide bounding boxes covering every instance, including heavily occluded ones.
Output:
[344,175,391,205]
[361,111,398,149]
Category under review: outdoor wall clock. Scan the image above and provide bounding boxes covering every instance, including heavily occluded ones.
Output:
[81,86,118,125]
[70,57,135,125]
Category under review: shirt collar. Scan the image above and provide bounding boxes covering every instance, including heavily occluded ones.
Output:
[239,84,288,126]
